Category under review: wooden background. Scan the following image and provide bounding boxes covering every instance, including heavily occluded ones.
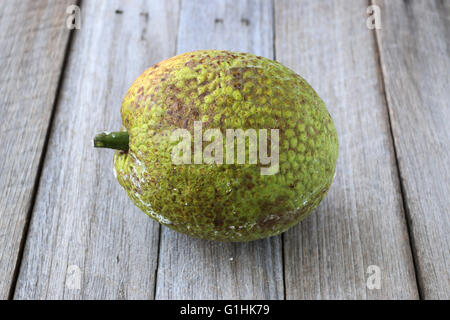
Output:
[1,0,448,300]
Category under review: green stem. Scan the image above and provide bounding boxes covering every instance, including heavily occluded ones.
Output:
[94,131,129,152]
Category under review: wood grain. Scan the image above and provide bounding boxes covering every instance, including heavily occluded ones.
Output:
[154,0,284,300]
[275,0,419,299]
[373,0,450,299]
[0,0,74,299]
[14,0,180,299]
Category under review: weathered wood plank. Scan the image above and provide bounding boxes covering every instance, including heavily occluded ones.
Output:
[155,0,284,299]
[14,0,180,299]
[373,0,450,299]
[0,0,75,299]
[275,0,419,299]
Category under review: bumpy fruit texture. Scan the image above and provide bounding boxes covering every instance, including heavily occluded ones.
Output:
[114,50,338,241]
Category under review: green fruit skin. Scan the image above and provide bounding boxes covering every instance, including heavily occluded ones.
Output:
[113,50,338,242]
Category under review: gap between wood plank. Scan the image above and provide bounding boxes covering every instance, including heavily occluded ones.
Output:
[152,224,162,299]
[7,0,82,300]
[369,0,423,300]
[271,0,288,301]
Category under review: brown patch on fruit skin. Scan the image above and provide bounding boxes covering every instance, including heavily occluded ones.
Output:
[114,50,339,241]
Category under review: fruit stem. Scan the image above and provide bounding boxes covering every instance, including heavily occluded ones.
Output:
[94,131,129,152]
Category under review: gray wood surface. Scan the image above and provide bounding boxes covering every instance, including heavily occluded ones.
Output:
[3,0,448,300]
[0,0,73,300]
[275,0,419,299]
[14,0,180,299]
[373,0,450,299]
[155,0,284,300]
